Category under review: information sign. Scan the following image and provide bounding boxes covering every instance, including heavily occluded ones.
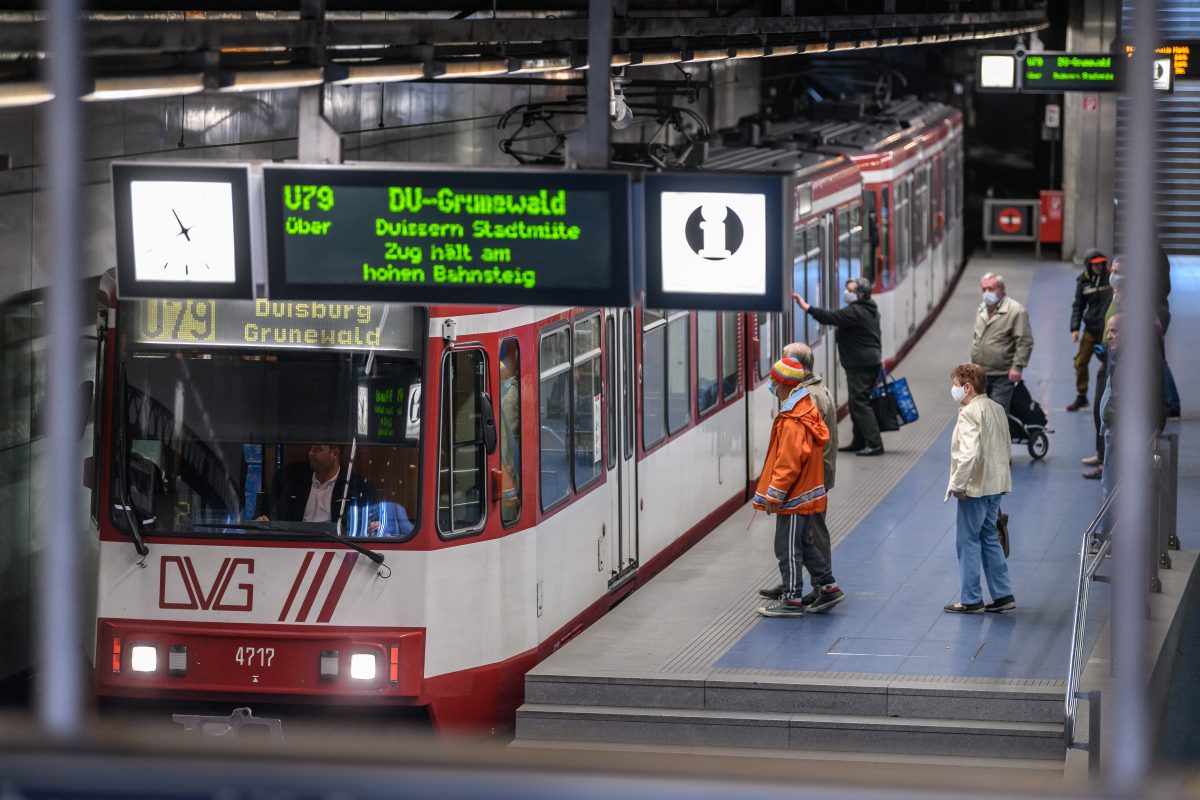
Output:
[112,163,255,300]
[1021,53,1121,93]
[643,172,788,312]
[263,165,631,307]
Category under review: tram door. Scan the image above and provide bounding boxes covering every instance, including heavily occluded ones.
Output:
[605,309,638,586]
[820,213,842,408]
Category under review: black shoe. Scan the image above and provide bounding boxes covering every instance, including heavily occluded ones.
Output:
[798,589,819,606]
[805,585,846,613]
[855,446,884,457]
[985,595,1016,613]
[1066,395,1089,412]
[1167,407,1181,419]
[838,443,864,453]
[757,598,806,618]
[943,601,985,614]
[758,584,784,600]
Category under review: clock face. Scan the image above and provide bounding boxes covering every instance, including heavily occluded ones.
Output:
[129,180,238,283]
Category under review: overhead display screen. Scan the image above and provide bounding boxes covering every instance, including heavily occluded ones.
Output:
[977,53,1018,91]
[263,166,632,307]
[112,162,254,300]
[643,172,787,312]
[1021,53,1121,92]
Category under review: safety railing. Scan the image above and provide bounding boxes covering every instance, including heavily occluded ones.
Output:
[1064,489,1114,773]
[1064,428,1180,772]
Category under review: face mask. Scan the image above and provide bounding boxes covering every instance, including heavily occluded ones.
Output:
[843,290,857,304]
[982,291,999,306]
[767,381,778,398]
[1110,274,1124,290]
[951,384,967,403]
[502,376,517,393]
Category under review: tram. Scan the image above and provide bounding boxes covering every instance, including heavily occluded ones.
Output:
[90,97,963,732]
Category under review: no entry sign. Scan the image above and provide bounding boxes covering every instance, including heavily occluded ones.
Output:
[998,206,1024,234]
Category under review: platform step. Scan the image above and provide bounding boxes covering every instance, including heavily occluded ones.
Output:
[515,703,1066,761]
[524,672,1063,723]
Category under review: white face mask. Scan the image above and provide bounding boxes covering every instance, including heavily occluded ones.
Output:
[768,381,778,398]
[982,290,999,306]
[951,384,967,403]
[843,290,857,304]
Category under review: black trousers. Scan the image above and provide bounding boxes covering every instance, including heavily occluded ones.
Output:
[807,509,832,575]
[1093,361,1107,460]
[845,364,883,450]
[774,513,834,599]
[986,374,1015,414]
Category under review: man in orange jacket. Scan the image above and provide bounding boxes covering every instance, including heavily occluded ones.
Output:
[754,358,846,618]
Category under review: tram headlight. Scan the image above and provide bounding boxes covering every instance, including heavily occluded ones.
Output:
[350,652,377,681]
[130,645,158,673]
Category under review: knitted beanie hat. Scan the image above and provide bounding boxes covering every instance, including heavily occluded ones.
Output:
[770,357,806,388]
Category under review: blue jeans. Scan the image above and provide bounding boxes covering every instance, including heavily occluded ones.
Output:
[955,494,1014,605]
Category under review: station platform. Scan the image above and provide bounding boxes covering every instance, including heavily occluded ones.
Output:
[514,254,1200,776]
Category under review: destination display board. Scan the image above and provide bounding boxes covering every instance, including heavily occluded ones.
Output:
[125,298,418,352]
[1021,53,1121,92]
[263,165,632,306]
[112,163,255,300]
[643,172,788,312]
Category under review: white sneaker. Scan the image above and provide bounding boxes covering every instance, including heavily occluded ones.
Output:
[1081,455,1102,466]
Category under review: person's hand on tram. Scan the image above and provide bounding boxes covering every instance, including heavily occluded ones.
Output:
[791,292,811,312]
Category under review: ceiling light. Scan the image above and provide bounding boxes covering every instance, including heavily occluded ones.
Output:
[84,73,205,102]
[331,61,424,85]
[0,81,53,107]
[510,56,574,74]
[734,46,766,59]
[831,40,857,51]
[435,58,509,78]
[765,44,800,57]
[219,67,324,93]
[610,53,633,68]
[682,48,731,63]
[632,51,682,66]
[803,43,831,54]
[877,37,900,47]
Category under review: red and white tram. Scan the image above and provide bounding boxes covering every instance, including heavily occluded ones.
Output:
[91,97,963,732]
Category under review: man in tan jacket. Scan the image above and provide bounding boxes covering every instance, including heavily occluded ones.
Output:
[971,273,1034,413]
[944,362,1015,614]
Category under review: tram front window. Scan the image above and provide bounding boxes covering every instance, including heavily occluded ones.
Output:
[114,348,422,540]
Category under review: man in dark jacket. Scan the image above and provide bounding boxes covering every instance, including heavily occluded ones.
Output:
[257,444,377,530]
[1067,249,1113,412]
[793,276,884,456]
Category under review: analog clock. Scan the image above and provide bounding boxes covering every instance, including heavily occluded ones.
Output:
[129,179,238,283]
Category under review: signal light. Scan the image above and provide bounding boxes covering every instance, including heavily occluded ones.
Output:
[111,638,121,673]
[168,645,188,677]
[389,646,399,683]
[319,649,339,681]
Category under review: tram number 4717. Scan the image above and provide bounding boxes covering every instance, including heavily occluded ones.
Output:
[235,646,276,667]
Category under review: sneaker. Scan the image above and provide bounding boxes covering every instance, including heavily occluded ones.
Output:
[805,585,846,613]
[984,595,1016,613]
[757,597,806,617]
[1082,467,1103,480]
[1066,395,1089,412]
[943,601,985,614]
[758,584,784,600]
[798,589,819,606]
[1081,455,1103,466]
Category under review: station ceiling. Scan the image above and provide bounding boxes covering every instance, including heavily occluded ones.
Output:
[0,1,1048,104]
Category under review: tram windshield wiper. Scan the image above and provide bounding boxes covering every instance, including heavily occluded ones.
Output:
[194,520,385,565]
[114,358,149,558]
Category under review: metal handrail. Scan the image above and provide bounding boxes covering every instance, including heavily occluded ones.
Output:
[1064,487,1116,755]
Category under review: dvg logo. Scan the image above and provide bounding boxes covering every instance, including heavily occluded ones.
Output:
[684,204,744,261]
[159,555,254,611]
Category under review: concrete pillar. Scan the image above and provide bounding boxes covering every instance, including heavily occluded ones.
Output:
[1062,0,1121,259]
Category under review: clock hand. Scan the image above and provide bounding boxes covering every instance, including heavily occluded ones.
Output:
[172,208,193,242]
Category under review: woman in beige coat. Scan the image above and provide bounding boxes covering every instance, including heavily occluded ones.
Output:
[944,363,1016,614]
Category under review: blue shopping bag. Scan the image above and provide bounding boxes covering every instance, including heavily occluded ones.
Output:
[891,376,919,425]
[871,370,918,426]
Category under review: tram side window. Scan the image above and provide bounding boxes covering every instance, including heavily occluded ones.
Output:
[895,181,911,282]
[697,311,719,415]
[539,326,571,509]
[879,187,892,289]
[933,155,944,241]
[438,349,487,535]
[721,312,740,400]
[605,316,617,472]
[836,209,853,305]
[573,313,602,491]
[756,312,773,380]
[666,311,690,435]
[641,309,666,449]
[622,311,634,461]
[498,338,521,527]
[791,224,820,346]
[862,193,878,286]
[913,167,929,263]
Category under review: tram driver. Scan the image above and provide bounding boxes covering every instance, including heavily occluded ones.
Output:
[256,443,387,535]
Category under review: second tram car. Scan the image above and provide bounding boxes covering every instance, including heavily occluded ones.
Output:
[91,97,964,731]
